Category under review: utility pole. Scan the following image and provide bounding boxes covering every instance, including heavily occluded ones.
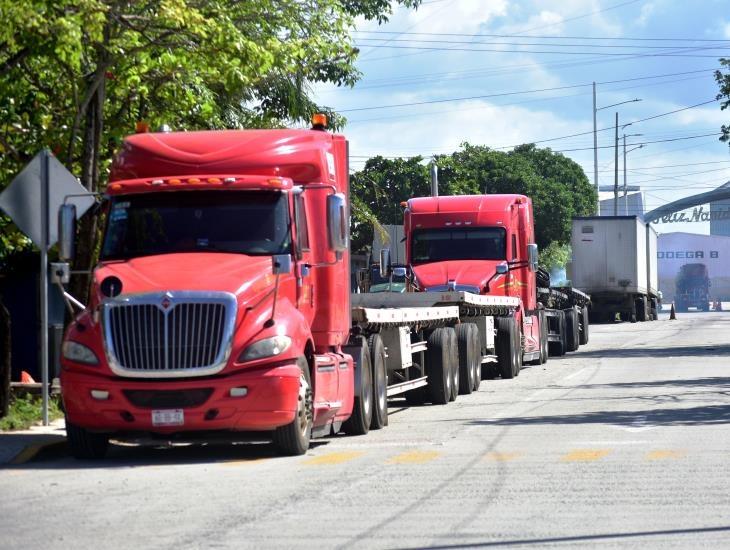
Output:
[593,82,598,215]
[614,112,619,217]
[623,134,627,215]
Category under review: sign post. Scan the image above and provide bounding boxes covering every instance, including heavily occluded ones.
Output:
[0,150,95,425]
[40,150,49,425]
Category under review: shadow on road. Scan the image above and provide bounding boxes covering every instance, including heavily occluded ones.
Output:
[17,437,331,470]
[565,344,730,359]
[468,403,730,428]
[555,376,730,391]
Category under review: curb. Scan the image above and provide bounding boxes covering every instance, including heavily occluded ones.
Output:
[9,439,67,465]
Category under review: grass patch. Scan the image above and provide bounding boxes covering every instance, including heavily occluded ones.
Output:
[0,394,63,431]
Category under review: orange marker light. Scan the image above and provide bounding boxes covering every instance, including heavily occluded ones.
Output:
[207,177,221,184]
[168,178,182,185]
[110,183,122,191]
[311,113,327,128]
[400,201,408,207]
[135,121,149,133]
[268,178,284,187]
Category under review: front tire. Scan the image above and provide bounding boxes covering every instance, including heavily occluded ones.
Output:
[565,308,579,352]
[579,305,590,345]
[496,316,520,379]
[66,419,109,460]
[274,357,314,455]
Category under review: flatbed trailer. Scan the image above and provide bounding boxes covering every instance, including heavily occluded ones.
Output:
[352,291,522,402]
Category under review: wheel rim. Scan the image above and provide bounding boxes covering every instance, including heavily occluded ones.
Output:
[297,372,313,437]
[363,361,373,416]
[376,356,386,412]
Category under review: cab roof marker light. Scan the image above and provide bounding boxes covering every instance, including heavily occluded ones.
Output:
[455,222,462,225]
[207,177,221,184]
[188,178,201,184]
[445,222,453,226]
[110,183,122,191]
[465,221,472,225]
[151,179,163,186]
[224,177,236,183]
[169,178,182,185]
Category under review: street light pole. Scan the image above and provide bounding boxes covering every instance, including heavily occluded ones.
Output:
[593,82,598,214]
[614,112,619,216]
[622,136,645,215]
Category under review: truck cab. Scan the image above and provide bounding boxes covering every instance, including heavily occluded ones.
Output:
[60,126,355,457]
[403,194,542,365]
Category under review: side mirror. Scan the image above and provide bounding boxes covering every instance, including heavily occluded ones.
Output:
[58,204,77,262]
[272,254,292,275]
[496,262,509,275]
[326,193,348,257]
[379,248,390,279]
[392,267,407,278]
[527,243,539,272]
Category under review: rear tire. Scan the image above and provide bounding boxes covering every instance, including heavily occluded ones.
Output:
[636,296,648,322]
[456,324,479,395]
[368,334,388,430]
[341,344,372,436]
[66,419,109,460]
[539,310,549,364]
[579,305,590,345]
[446,328,459,402]
[426,328,451,405]
[496,316,519,379]
[273,357,314,455]
[565,308,579,352]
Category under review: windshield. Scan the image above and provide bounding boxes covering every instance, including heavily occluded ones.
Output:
[101,191,290,260]
[411,227,506,264]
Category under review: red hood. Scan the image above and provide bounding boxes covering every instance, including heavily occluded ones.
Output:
[94,253,277,304]
[412,260,502,293]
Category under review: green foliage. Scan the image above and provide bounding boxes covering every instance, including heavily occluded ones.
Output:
[0,0,421,260]
[350,156,431,252]
[716,58,730,146]
[0,394,63,430]
[539,241,571,273]
[350,143,596,254]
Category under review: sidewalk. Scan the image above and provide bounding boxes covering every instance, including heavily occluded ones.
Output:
[0,418,67,465]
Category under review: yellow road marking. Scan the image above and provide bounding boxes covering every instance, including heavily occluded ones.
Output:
[303,451,364,466]
[387,450,440,464]
[646,450,685,461]
[484,452,523,462]
[561,449,611,462]
[220,458,271,467]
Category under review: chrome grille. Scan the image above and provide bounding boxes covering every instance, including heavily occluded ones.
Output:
[103,292,236,378]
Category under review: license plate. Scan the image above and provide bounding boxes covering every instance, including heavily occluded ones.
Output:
[152,409,184,427]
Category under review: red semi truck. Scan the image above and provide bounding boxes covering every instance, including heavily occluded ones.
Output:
[355,195,590,384]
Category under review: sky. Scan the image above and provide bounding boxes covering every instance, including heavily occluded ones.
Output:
[311,0,730,235]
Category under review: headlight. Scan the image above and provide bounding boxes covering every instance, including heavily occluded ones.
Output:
[238,335,292,362]
[62,341,99,365]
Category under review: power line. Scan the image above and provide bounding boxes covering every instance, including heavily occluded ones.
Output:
[352,42,729,57]
[354,36,730,51]
[354,29,730,43]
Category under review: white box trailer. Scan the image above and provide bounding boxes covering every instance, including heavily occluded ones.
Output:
[571,216,659,323]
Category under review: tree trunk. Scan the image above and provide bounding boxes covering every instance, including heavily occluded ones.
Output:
[0,298,11,418]
[70,70,106,302]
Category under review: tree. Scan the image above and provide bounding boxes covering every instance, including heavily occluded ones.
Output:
[349,143,596,263]
[0,0,421,282]
[716,58,730,146]
[350,156,431,252]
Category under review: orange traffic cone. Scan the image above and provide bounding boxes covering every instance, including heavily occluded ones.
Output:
[20,371,36,383]
[669,302,676,320]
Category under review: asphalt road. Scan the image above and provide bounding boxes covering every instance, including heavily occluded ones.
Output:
[2,311,730,549]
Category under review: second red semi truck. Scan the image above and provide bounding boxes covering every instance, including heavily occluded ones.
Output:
[57,117,588,459]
